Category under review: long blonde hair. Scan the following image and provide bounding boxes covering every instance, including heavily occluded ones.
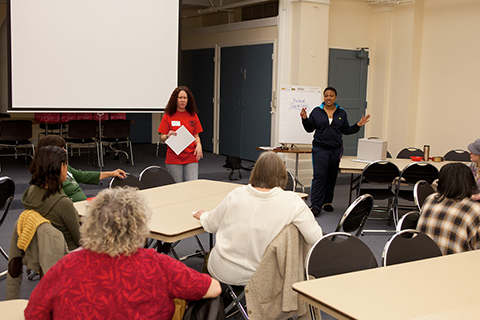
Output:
[80,187,150,257]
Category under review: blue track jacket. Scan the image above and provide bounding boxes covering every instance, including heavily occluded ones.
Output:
[302,103,360,148]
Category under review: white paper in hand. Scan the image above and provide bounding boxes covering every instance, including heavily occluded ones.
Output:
[165,125,195,155]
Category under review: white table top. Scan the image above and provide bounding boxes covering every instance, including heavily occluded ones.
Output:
[339,156,466,174]
[0,299,28,319]
[74,179,242,242]
[293,250,480,320]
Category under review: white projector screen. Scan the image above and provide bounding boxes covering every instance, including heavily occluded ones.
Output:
[8,0,179,112]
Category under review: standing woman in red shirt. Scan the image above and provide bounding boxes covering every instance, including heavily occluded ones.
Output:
[159,86,203,182]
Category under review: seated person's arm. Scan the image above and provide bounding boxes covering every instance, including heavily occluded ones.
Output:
[99,169,126,180]
[202,278,221,299]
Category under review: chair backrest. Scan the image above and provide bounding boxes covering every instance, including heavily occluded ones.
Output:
[0,120,32,141]
[396,211,420,233]
[102,120,130,139]
[360,160,400,184]
[138,166,175,189]
[109,174,144,189]
[305,232,378,279]
[413,180,435,210]
[396,147,423,159]
[67,120,98,139]
[334,194,373,237]
[387,151,392,158]
[382,230,442,267]
[443,149,470,161]
[398,162,439,185]
[0,177,15,227]
[284,170,296,191]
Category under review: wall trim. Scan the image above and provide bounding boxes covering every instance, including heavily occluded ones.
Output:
[183,16,278,37]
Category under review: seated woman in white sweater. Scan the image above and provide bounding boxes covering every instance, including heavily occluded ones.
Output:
[193,151,323,286]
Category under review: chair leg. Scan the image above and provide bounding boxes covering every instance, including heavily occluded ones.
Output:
[225,285,249,320]
[128,141,134,166]
[0,245,8,260]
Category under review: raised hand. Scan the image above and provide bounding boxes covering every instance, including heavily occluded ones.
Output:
[357,114,371,127]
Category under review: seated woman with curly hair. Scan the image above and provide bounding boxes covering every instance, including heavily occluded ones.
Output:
[25,187,221,320]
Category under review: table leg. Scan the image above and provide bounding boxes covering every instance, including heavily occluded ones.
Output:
[294,153,305,193]
[349,174,354,204]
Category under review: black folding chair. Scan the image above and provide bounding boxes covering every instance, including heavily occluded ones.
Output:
[0,177,15,278]
[395,162,438,219]
[443,149,470,161]
[139,166,176,189]
[64,120,101,167]
[356,160,400,230]
[396,147,423,159]
[334,194,373,236]
[413,180,435,210]
[109,174,144,190]
[382,229,442,267]
[101,120,134,167]
[396,211,420,233]
[305,232,378,320]
[284,170,296,191]
[0,120,35,166]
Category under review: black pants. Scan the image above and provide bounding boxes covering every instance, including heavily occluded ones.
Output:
[310,145,342,210]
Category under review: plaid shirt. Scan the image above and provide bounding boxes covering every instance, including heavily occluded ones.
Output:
[417,193,480,255]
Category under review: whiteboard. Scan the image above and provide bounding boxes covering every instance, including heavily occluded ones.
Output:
[278,86,322,144]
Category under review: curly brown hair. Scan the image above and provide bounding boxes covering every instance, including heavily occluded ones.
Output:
[164,86,198,116]
[80,187,151,257]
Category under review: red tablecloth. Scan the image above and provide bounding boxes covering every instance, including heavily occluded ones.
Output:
[35,113,126,123]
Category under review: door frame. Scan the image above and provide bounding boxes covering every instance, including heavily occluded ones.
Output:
[213,40,277,155]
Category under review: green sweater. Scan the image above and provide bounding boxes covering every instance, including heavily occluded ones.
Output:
[63,165,101,202]
[22,185,80,251]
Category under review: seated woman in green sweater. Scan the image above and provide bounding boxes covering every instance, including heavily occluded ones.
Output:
[23,145,80,250]
[36,135,126,202]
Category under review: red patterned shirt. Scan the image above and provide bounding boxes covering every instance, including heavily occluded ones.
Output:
[25,248,211,320]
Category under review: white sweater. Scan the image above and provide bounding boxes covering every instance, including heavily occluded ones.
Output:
[200,185,323,286]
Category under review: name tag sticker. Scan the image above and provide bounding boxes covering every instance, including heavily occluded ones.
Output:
[171,121,181,127]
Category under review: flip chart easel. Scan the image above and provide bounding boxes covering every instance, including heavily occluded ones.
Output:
[278,86,322,145]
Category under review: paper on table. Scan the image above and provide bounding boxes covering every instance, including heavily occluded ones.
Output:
[165,125,195,155]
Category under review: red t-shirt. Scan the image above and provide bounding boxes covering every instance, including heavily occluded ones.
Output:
[158,111,203,164]
[25,248,211,320]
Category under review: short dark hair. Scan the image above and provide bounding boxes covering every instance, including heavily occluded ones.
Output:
[436,163,478,201]
[37,135,66,150]
[249,152,287,189]
[323,87,337,96]
[164,86,198,116]
[30,145,67,201]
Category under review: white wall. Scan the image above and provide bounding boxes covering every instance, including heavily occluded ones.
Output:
[415,0,480,155]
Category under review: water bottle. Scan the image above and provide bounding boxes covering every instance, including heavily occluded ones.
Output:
[423,145,430,161]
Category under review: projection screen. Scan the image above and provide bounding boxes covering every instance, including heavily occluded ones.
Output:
[8,0,179,112]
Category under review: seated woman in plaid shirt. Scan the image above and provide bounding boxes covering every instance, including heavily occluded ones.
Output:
[417,163,480,255]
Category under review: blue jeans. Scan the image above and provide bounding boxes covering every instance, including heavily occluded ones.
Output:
[310,145,342,210]
[166,163,198,183]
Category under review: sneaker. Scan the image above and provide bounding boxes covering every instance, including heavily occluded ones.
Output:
[322,203,334,212]
[310,206,321,217]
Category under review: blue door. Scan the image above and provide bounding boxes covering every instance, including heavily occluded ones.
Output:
[219,43,273,161]
[180,48,215,152]
[328,49,369,156]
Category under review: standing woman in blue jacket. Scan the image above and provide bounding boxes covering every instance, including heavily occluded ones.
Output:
[301,87,370,216]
